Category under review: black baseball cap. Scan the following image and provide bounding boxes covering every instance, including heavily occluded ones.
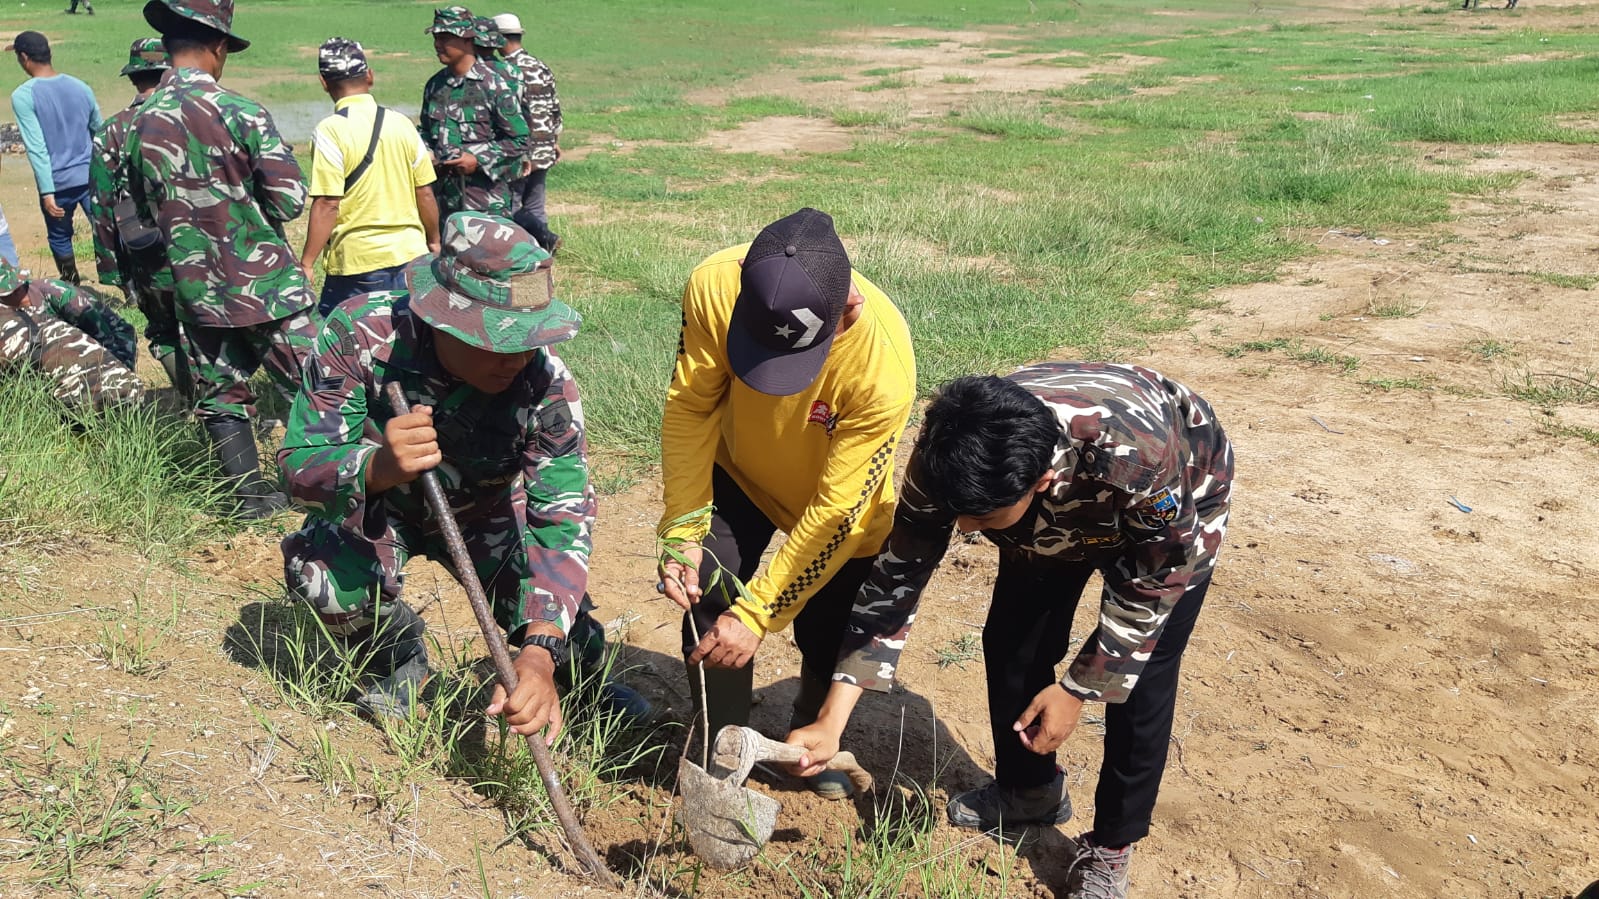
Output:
[727,208,852,396]
[5,32,49,59]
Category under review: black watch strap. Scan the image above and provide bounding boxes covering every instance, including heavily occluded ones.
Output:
[520,633,569,666]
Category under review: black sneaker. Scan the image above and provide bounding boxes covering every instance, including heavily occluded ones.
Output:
[947,770,1072,831]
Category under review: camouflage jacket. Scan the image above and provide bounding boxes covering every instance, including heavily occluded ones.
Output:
[24,278,138,370]
[503,48,561,169]
[0,304,144,409]
[420,60,531,186]
[126,67,313,327]
[276,291,595,638]
[835,363,1234,704]
[88,96,145,290]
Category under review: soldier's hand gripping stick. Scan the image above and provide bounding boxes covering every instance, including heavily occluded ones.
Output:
[383,381,619,889]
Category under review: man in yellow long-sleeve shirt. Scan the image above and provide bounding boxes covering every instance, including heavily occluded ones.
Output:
[657,207,915,799]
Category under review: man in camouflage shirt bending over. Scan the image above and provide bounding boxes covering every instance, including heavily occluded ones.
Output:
[88,38,189,399]
[786,363,1234,899]
[0,258,143,408]
[420,6,530,219]
[129,0,317,519]
[279,212,645,730]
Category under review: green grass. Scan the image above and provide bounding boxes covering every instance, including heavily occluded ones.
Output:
[1504,370,1599,407]
[0,372,230,554]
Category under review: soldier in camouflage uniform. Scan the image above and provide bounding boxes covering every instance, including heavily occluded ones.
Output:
[420,6,531,219]
[279,212,646,728]
[129,0,317,519]
[88,38,190,399]
[493,13,563,253]
[0,259,143,408]
[786,363,1234,899]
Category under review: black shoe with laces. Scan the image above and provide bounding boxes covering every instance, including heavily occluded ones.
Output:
[947,769,1072,831]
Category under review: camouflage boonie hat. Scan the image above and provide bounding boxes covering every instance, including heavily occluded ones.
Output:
[318,37,369,79]
[425,6,477,38]
[144,0,250,53]
[472,16,505,49]
[120,38,171,77]
[0,259,29,296]
[407,213,579,353]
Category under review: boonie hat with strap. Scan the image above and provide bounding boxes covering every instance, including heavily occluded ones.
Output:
[0,259,29,296]
[426,6,477,38]
[120,37,171,76]
[407,213,579,353]
[727,208,853,396]
[143,0,251,53]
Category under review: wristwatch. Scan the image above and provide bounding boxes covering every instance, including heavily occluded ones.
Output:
[520,633,569,667]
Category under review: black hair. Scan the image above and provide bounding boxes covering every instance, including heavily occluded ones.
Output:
[129,71,164,92]
[18,47,51,65]
[915,375,1059,516]
[161,19,228,56]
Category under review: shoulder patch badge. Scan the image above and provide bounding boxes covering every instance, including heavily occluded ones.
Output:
[1130,485,1181,527]
[807,400,839,436]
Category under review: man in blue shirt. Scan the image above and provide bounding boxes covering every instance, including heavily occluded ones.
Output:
[8,31,101,284]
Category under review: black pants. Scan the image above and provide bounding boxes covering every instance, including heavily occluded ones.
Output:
[680,465,875,728]
[985,551,1208,847]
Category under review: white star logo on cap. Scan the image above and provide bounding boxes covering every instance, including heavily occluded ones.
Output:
[774,323,795,340]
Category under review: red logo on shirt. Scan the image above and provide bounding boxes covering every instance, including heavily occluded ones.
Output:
[807,401,839,435]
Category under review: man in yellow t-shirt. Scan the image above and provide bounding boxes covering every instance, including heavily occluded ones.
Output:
[300,38,440,317]
[657,207,915,799]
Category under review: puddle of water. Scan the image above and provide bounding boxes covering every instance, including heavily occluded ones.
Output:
[263,99,420,145]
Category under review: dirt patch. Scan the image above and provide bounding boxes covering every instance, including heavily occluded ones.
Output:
[688,28,1163,121]
[698,115,857,155]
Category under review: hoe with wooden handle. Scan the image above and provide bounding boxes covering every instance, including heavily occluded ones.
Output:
[679,724,874,870]
[384,382,619,890]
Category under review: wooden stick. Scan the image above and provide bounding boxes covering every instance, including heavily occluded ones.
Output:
[384,382,618,889]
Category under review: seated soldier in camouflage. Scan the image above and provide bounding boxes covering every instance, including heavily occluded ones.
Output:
[278,212,646,728]
[786,364,1234,899]
[0,259,143,408]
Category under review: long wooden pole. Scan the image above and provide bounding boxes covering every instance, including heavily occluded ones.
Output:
[384,381,619,890]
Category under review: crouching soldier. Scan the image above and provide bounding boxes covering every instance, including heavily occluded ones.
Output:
[0,258,143,407]
[278,212,646,730]
[786,363,1234,899]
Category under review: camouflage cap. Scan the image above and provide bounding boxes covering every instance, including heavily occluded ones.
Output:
[407,213,579,354]
[0,259,29,296]
[425,6,477,38]
[144,0,250,53]
[472,16,505,49]
[318,37,369,79]
[120,38,171,77]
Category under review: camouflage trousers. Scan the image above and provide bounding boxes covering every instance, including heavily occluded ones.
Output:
[281,510,603,669]
[434,171,513,220]
[127,279,183,367]
[0,304,144,408]
[181,310,317,423]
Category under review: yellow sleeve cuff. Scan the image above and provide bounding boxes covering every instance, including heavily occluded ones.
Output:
[727,601,770,638]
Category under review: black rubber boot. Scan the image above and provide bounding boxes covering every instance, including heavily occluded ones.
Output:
[53,254,81,285]
[203,416,289,520]
[684,660,753,763]
[346,602,431,720]
[788,668,854,799]
[157,351,193,402]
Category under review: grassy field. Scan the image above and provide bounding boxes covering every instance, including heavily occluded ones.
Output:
[3,0,1599,894]
[7,0,1597,468]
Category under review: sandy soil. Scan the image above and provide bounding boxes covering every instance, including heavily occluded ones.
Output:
[3,10,1598,899]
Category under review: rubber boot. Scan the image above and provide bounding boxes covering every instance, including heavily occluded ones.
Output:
[156,351,194,402]
[346,602,431,720]
[684,660,753,765]
[789,667,854,800]
[53,254,81,285]
[203,416,289,520]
